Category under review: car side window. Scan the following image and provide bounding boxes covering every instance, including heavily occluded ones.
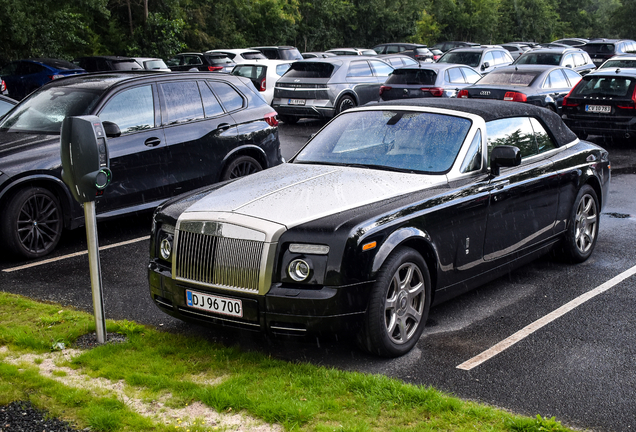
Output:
[159,81,204,124]
[483,52,494,66]
[460,129,483,173]
[447,67,465,84]
[402,57,418,66]
[184,55,202,66]
[208,81,244,112]
[546,70,568,89]
[486,117,537,160]
[573,53,585,67]
[198,81,225,117]
[563,54,574,67]
[461,67,481,83]
[370,60,393,77]
[386,45,399,54]
[347,61,374,77]
[530,118,556,153]
[563,68,582,86]
[99,85,155,133]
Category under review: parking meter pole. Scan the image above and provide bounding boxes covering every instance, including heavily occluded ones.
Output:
[84,201,107,344]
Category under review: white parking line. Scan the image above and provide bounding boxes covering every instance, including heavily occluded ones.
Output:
[1,236,150,273]
[457,264,636,371]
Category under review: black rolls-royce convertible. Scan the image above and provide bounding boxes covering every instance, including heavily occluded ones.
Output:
[148,99,610,357]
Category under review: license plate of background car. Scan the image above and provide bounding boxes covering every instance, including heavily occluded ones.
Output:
[186,289,243,318]
[586,105,611,113]
[288,99,306,105]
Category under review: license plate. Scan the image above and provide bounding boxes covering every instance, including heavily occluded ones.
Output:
[186,290,243,318]
[288,99,305,105]
[586,105,611,113]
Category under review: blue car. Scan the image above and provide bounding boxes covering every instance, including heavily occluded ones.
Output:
[0,58,85,100]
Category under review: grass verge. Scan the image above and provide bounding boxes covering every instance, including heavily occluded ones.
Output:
[0,292,574,432]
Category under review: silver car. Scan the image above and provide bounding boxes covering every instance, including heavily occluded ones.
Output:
[272,56,394,123]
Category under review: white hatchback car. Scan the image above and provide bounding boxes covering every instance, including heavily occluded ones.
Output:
[205,49,268,64]
[231,60,293,104]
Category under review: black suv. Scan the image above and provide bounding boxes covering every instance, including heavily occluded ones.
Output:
[431,41,479,52]
[582,39,636,67]
[166,53,235,73]
[372,43,435,61]
[514,47,596,75]
[250,46,303,60]
[562,68,636,140]
[0,72,283,258]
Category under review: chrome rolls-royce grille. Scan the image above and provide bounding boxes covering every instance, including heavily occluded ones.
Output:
[174,221,265,293]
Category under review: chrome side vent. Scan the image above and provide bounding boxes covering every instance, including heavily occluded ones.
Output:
[174,224,264,293]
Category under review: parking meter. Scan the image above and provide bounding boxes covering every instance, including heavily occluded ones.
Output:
[61,115,112,203]
[60,115,112,344]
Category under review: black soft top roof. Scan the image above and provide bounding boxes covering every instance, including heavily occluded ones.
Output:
[374,98,578,147]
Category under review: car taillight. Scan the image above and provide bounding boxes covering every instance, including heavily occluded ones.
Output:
[457,89,470,98]
[1,80,5,92]
[207,66,223,72]
[264,112,279,127]
[617,86,636,109]
[48,74,64,80]
[379,85,391,95]
[503,91,527,102]
[562,88,579,107]
[422,87,444,97]
[259,78,266,92]
[433,55,441,61]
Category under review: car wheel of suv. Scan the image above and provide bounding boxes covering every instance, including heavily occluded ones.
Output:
[221,156,263,181]
[278,115,299,125]
[560,184,599,263]
[336,95,356,114]
[358,247,431,357]
[1,187,63,258]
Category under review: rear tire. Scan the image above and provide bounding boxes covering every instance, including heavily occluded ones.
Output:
[336,95,356,115]
[221,156,262,181]
[1,187,63,258]
[358,247,431,357]
[560,184,599,263]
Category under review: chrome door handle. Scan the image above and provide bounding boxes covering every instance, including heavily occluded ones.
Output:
[144,137,162,147]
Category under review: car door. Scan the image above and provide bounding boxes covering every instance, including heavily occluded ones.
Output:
[482,117,560,261]
[346,61,378,104]
[160,79,239,194]
[95,83,170,212]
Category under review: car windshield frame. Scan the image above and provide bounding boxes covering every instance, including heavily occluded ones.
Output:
[292,109,472,174]
[0,87,103,134]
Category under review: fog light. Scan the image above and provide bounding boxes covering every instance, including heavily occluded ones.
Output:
[160,236,173,260]
[288,259,311,281]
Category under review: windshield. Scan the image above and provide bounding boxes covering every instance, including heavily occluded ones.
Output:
[438,52,481,68]
[0,87,102,134]
[572,76,636,98]
[478,70,539,86]
[600,59,636,69]
[516,53,562,66]
[293,110,471,174]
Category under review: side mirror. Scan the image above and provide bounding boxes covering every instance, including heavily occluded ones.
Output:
[481,62,490,70]
[102,121,121,138]
[490,145,521,177]
[565,64,572,68]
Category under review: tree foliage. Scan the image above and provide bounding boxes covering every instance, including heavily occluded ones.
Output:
[0,0,630,64]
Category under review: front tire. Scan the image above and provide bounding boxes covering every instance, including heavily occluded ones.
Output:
[220,155,262,181]
[1,187,63,258]
[560,184,599,263]
[359,247,431,357]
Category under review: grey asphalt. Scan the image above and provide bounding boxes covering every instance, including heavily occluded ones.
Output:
[1,125,635,431]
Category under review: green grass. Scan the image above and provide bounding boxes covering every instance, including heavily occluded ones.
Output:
[0,292,575,432]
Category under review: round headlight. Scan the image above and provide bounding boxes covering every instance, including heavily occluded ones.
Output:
[160,236,173,260]
[288,259,311,282]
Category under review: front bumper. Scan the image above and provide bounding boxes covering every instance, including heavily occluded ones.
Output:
[149,261,370,336]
